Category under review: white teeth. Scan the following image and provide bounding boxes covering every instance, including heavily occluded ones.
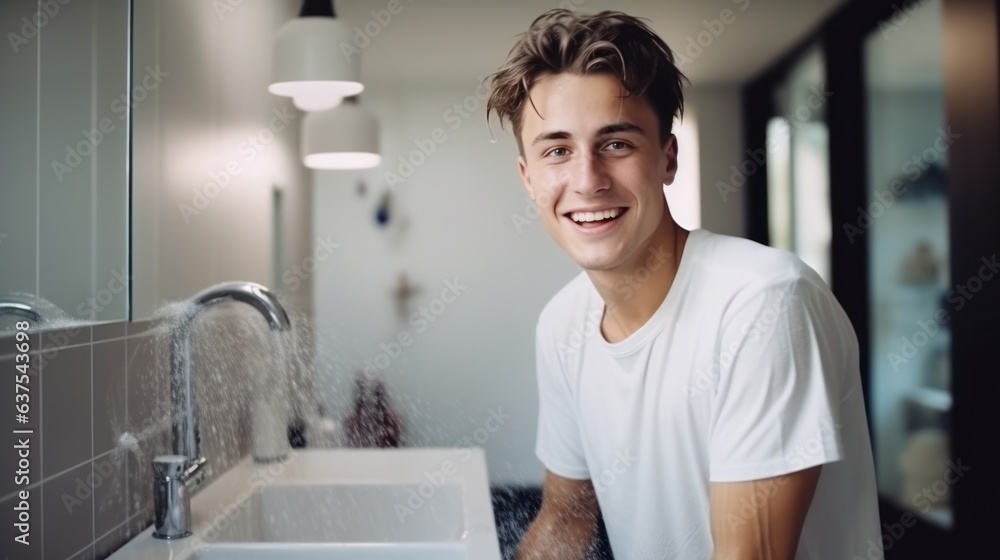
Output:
[570,208,621,223]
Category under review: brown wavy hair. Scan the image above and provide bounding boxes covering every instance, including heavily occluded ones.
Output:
[487,9,688,155]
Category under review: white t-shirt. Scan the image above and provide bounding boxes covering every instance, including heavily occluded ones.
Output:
[534,228,881,559]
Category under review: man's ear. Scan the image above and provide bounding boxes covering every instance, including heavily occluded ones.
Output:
[518,154,536,201]
[661,134,679,186]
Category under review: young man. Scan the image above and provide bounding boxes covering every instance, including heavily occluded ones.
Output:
[487,10,881,560]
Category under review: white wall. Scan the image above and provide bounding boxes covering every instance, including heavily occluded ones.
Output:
[311,83,581,485]
[131,0,313,319]
[691,86,747,237]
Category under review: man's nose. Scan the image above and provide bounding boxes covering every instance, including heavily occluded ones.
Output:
[570,153,611,196]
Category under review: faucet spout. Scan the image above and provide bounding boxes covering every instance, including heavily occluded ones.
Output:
[0,293,70,328]
[0,302,45,323]
[169,282,291,461]
[154,281,291,540]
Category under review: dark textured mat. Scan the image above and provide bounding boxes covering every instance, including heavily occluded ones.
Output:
[491,485,614,559]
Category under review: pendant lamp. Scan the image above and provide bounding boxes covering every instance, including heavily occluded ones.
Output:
[302,97,381,170]
[269,0,363,112]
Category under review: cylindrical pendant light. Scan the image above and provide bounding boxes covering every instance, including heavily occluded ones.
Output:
[302,97,381,170]
[269,0,363,112]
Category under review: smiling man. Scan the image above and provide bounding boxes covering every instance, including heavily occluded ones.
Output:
[487,10,881,560]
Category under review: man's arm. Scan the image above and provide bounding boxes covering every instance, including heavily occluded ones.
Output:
[516,470,600,560]
[709,466,822,560]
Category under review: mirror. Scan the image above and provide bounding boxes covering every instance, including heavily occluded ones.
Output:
[0,0,131,331]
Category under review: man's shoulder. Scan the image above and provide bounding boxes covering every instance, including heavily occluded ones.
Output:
[689,229,812,285]
[683,230,844,328]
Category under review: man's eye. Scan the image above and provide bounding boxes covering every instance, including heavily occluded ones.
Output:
[545,147,569,158]
[606,141,629,151]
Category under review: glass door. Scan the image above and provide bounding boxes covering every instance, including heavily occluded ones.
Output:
[766,45,832,285]
[863,0,952,529]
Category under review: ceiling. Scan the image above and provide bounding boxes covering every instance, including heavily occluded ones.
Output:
[331,0,849,87]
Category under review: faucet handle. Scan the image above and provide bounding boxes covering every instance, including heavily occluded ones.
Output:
[183,456,209,489]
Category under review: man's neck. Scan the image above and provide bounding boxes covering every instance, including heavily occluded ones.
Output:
[587,217,689,344]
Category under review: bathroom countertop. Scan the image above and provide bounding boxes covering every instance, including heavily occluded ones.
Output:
[107,447,501,560]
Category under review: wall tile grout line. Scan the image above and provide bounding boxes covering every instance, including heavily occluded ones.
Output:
[0,341,93,362]
[40,475,44,559]
[92,338,96,558]
[124,332,130,526]
[0,334,131,362]
[91,509,149,557]
[63,538,93,560]
[5,447,120,505]
[39,309,44,560]
[0,479,43,504]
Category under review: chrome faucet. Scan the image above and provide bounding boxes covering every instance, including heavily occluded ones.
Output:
[0,293,69,327]
[152,281,291,539]
[0,301,44,323]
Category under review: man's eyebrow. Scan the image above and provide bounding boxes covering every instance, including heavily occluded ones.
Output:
[531,130,571,146]
[597,122,644,136]
[530,122,645,147]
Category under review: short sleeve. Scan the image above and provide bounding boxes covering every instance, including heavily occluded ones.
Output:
[708,275,850,482]
[534,322,590,480]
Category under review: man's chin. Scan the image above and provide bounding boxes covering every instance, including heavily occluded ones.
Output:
[571,252,627,272]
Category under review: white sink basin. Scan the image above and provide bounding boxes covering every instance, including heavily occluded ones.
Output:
[209,483,466,543]
[107,448,501,560]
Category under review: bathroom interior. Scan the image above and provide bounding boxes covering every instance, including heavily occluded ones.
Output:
[1,0,998,558]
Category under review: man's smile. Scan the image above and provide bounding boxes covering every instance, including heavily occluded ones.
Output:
[564,207,630,231]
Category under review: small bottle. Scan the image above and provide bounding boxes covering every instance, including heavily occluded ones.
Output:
[372,381,402,447]
[252,398,290,462]
[346,374,402,448]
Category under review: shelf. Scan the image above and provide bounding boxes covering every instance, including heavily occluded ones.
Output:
[905,386,952,412]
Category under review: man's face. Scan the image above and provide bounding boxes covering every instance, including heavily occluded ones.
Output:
[517,72,678,272]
